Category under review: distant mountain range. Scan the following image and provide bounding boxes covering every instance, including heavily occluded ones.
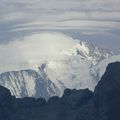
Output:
[0,39,119,100]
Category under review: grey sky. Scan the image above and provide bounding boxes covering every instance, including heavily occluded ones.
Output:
[0,0,120,53]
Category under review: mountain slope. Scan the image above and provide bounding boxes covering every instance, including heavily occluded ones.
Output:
[0,69,61,100]
[0,43,117,99]
[0,33,119,99]
[0,62,120,120]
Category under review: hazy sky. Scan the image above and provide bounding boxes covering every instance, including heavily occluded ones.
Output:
[0,0,120,53]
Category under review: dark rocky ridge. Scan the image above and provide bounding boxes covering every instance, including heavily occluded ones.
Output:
[0,62,120,120]
[94,62,120,120]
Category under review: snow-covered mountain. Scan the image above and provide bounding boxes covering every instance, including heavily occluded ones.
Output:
[0,33,119,100]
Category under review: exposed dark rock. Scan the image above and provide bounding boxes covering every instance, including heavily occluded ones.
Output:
[0,62,120,120]
[94,62,120,120]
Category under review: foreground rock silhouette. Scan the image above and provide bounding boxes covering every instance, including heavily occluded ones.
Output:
[0,62,120,120]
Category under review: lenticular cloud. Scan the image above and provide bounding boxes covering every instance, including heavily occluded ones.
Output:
[0,32,78,73]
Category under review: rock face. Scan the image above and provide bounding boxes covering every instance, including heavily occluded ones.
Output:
[0,69,61,100]
[0,62,120,120]
[94,62,120,120]
[0,85,11,120]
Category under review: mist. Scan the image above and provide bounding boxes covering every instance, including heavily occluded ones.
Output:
[0,32,79,73]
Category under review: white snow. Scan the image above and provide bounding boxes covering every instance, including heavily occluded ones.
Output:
[0,32,119,99]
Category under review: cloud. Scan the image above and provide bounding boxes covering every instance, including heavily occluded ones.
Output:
[0,32,79,73]
[0,0,120,33]
[0,0,120,53]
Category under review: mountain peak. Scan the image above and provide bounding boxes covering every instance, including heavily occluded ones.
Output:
[0,33,118,100]
[0,33,113,73]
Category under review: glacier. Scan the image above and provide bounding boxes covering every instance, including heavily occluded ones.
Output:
[0,33,119,100]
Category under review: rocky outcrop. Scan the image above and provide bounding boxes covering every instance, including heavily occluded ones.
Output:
[0,62,120,120]
[0,85,12,120]
[94,62,120,120]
